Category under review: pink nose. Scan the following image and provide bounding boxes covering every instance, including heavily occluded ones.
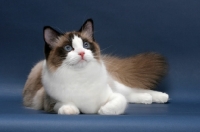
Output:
[79,52,85,58]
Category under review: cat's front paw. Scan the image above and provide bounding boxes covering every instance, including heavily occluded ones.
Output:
[152,92,169,103]
[98,104,123,115]
[98,93,127,115]
[58,105,80,115]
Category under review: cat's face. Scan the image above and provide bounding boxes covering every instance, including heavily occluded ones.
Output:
[43,19,101,70]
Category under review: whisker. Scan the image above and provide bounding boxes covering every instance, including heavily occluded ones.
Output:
[99,45,113,53]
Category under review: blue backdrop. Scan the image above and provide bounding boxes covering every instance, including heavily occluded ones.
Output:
[1,0,200,102]
[0,1,200,131]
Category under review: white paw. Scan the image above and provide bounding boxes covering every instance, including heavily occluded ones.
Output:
[98,94,127,115]
[152,92,169,103]
[140,93,153,104]
[98,103,123,115]
[58,105,80,115]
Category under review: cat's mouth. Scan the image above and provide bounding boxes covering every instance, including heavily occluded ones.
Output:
[67,58,89,68]
[79,59,87,63]
[65,55,94,68]
[77,55,92,63]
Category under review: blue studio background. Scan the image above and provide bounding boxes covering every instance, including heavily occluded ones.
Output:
[0,0,200,132]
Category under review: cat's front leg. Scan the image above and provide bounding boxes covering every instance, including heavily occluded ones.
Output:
[98,93,127,115]
[54,102,80,115]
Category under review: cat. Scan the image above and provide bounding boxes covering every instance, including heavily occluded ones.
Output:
[23,19,169,115]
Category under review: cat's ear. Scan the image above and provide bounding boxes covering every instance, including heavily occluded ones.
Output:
[43,26,61,48]
[79,19,94,41]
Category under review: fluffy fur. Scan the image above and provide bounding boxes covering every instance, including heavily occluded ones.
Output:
[23,19,169,115]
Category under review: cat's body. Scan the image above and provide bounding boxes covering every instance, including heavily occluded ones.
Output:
[42,57,125,114]
[23,19,169,115]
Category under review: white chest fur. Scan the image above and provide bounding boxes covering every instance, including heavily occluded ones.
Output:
[42,61,112,113]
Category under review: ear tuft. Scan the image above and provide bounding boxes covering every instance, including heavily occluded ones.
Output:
[43,26,61,48]
[79,19,94,40]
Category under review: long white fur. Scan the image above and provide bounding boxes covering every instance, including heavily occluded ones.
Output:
[42,35,127,115]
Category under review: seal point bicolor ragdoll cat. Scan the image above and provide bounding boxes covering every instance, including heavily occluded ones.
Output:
[23,19,169,115]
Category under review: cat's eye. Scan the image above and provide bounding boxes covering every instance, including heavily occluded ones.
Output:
[64,45,73,52]
[83,42,90,49]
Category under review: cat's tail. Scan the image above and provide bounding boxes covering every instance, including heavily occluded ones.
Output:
[103,52,167,89]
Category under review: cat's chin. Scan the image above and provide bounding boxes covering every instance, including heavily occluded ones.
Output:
[71,59,90,68]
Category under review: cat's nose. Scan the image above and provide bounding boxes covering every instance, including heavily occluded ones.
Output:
[79,52,85,58]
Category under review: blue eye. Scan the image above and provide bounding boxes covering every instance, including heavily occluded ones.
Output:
[83,42,90,49]
[64,45,73,52]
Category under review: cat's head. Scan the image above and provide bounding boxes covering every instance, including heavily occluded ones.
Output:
[43,19,101,70]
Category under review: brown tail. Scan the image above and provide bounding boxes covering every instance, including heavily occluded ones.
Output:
[103,52,167,89]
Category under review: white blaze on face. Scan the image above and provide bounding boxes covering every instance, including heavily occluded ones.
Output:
[64,35,94,67]
[72,35,84,52]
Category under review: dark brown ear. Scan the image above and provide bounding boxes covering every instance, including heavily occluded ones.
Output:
[79,19,94,41]
[43,26,61,48]
[43,26,61,59]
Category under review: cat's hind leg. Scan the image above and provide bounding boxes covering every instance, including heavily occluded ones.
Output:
[54,102,80,115]
[98,92,127,115]
[32,87,45,110]
[127,92,153,104]
[127,89,169,104]
[138,89,169,103]
[110,80,169,104]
